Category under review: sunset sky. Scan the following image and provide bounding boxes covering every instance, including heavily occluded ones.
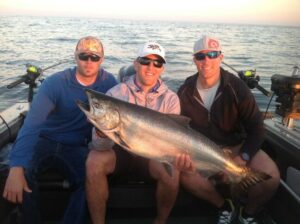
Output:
[0,0,299,26]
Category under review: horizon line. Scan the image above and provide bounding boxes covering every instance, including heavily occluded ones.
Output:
[1,13,299,28]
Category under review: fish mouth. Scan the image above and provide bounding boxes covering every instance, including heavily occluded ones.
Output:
[76,89,97,115]
[77,89,108,130]
[76,99,93,120]
[76,96,101,129]
[76,99,90,114]
[77,88,121,132]
[76,89,96,120]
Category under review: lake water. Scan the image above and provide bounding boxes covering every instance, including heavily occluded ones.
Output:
[0,16,299,111]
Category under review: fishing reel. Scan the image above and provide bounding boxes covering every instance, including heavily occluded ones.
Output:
[222,62,270,96]
[6,59,71,103]
[7,64,43,90]
[7,64,43,102]
[24,64,43,86]
[237,70,259,89]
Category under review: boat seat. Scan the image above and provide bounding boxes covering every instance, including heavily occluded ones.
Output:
[118,65,135,82]
[36,167,217,220]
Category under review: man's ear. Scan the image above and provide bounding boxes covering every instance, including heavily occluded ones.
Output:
[219,53,224,61]
[74,53,78,63]
[193,56,196,64]
[99,55,105,63]
[160,64,165,73]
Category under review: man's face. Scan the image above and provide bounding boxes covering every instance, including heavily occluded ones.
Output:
[134,54,165,89]
[193,50,223,80]
[75,52,103,78]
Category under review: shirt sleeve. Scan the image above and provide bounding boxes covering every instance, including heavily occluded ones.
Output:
[166,92,181,115]
[238,84,265,158]
[9,79,56,168]
[89,128,115,151]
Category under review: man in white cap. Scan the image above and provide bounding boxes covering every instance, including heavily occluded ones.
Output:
[3,36,117,223]
[86,42,181,224]
[177,35,280,224]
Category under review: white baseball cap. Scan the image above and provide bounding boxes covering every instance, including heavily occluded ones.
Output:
[137,42,166,63]
[193,35,222,54]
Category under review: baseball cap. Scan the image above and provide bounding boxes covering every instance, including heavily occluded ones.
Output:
[137,42,166,63]
[193,35,222,54]
[75,36,103,57]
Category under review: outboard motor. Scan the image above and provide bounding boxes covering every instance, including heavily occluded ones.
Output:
[271,65,300,127]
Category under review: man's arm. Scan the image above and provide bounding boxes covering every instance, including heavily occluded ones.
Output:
[9,79,56,168]
[238,82,265,160]
[4,79,56,203]
[166,94,181,115]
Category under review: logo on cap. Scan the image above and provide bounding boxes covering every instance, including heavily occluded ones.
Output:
[83,41,99,52]
[193,35,222,54]
[147,44,161,52]
[208,39,219,49]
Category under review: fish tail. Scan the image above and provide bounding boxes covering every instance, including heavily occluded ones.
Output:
[235,167,271,192]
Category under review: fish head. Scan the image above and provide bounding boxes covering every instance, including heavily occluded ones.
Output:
[77,89,120,132]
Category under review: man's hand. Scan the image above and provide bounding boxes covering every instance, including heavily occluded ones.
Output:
[2,167,32,204]
[232,155,247,167]
[222,147,248,167]
[174,153,196,172]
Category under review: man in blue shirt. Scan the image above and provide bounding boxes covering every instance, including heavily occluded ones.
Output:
[2,36,118,224]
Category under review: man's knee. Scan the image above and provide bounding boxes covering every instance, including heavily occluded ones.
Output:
[86,150,115,180]
[180,171,196,185]
[250,150,280,191]
[150,162,179,190]
[160,174,179,191]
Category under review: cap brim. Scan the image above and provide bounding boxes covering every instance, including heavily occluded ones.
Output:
[139,53,166,63]
[76,50,102,57]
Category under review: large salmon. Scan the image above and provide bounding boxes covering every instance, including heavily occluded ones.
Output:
[77,89,270,191]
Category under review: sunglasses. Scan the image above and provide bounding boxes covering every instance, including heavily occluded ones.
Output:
[137,57,164,68]
[78,53,101,62]
[194,51,221,61]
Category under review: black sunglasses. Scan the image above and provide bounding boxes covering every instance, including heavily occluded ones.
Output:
[78,53,101,62]
[137,57,165,68]
[194,51,221,61]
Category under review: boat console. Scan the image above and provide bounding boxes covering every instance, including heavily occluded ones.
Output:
[265,66,300,166]
[263,66,300,224]
[266,70,300,147]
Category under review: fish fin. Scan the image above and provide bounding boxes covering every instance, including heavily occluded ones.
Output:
[193,161,221,178]
[112,132,131,150]
[233,167,271,193]
[166,114,191,127]
[163,162,174,177]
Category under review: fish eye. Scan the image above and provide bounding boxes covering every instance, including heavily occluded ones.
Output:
[93,102,100,109]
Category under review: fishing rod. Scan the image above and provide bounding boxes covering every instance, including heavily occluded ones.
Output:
[7,59,71,102]
[222,61,271,97]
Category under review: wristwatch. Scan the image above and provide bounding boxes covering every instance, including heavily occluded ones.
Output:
[241,152,250,162]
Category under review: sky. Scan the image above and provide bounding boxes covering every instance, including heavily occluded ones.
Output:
[0,0,299,26]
